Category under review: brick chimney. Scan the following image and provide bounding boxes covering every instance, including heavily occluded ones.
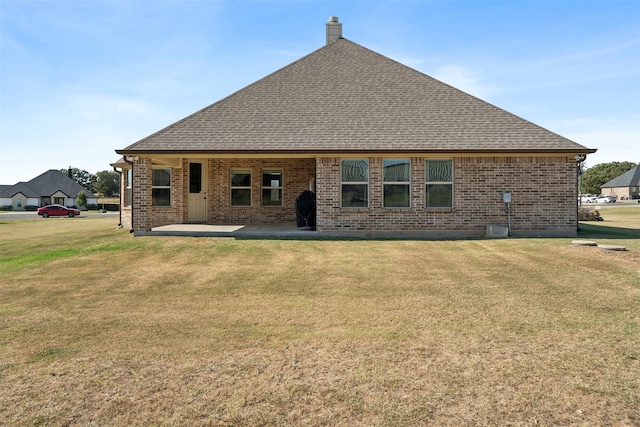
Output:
[326,16,342,44]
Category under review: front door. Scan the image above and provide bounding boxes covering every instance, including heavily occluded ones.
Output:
[188,161,207,222]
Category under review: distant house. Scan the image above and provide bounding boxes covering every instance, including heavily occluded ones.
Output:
[114,17,595,238]
[600,165,640,200]
[0,170,97,210]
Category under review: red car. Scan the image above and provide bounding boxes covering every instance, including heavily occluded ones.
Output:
[37,204,81,218]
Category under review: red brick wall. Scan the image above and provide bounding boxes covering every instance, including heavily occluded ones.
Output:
[316,156,578,236]
[129,155,578,236]
[207,158,316,224]
[131,157,185,230]
[132,157,315,229]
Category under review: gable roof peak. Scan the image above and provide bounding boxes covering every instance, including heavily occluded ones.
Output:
[117,32,596,156]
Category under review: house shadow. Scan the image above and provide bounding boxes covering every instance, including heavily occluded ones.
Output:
[578,222,640,239]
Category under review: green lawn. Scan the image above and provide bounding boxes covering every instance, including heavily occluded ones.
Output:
[1,214,639,425]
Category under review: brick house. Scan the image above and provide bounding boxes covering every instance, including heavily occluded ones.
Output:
[0,170,97,210]
[114,17,595,238]
[600,165,640,200]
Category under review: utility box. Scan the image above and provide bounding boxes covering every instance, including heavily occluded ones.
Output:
[485,224,509,238]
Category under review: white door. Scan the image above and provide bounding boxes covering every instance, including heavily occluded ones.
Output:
[188,161,207,222]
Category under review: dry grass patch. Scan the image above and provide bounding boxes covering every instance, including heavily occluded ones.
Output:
[1,217,639,425]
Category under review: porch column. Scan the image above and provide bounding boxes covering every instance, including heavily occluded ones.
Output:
[132,157,152,232]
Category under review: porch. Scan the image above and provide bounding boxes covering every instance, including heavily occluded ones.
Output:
[136,223,483,240]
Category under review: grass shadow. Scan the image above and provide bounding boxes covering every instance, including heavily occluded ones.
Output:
[578,222,640,239]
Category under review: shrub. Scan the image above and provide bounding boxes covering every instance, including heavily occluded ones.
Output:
[0,205,12,211]
[76,191,87,210]
[24,205,39,211]
[578,207,602,221]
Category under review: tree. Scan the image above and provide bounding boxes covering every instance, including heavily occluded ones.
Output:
[60,167,96,190]
[93,170,120,197]
[76,191,87,209]
[582,161,637,195]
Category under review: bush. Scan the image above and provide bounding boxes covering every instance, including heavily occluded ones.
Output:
[76,191,87,210]
[25,205,39,211]
[0,205,12,211]
[578,207,603,221]
[85,204,99,211]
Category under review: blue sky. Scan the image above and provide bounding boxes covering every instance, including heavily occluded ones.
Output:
[1,0,638,184]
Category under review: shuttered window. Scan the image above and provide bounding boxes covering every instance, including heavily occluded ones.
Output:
[425,160,453,208]
[341,160,368,208]
[383,159,410,208]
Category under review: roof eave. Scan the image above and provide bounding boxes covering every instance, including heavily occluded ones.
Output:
[116,148,597,157]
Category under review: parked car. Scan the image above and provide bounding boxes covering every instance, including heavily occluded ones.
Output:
[595,195,616,203]
[579,194,597,203]
[37,204,81,218]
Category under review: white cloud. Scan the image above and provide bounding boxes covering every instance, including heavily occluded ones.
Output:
[431,64,499,99]
[546,115,640,167]
[0,92,178,183]
[567,127,640,168]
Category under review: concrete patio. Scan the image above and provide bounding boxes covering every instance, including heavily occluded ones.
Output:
[139,223,318,238]
[134,223,482,240]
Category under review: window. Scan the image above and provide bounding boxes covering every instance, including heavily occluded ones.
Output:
[341,159,368,208]
[189,163,202,194]
[383,159,410,208]
[231,169,251,206]
[152,168,171,207]
[425,159,453,208]
[54,197,64,205]
[125,169,132,207]
[16,198,22,208]
[262,170,282,206]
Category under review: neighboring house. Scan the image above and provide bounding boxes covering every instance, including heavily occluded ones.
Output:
[0,170,97,210]
[600,165,640,200]
[114,17,595,238]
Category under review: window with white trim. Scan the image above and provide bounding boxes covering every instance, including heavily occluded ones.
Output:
[125,169,132,207]
[383,159,411,208]
[231,169,251,206]
[425,159,453,208]
[152,168,171,207]
[341,159,369,208]
[262,170,282,206]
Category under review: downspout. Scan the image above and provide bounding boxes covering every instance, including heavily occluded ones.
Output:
[575,155,586,232]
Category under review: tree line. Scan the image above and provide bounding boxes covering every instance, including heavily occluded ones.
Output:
[60,168,120,197]
[580,161,638,195]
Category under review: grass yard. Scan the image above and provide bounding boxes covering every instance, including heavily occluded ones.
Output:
[1,214,639,426]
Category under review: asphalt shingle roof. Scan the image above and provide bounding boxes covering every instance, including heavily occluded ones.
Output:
[601,166,640,188]
[0,170,96,198]
[118,38,594,155]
